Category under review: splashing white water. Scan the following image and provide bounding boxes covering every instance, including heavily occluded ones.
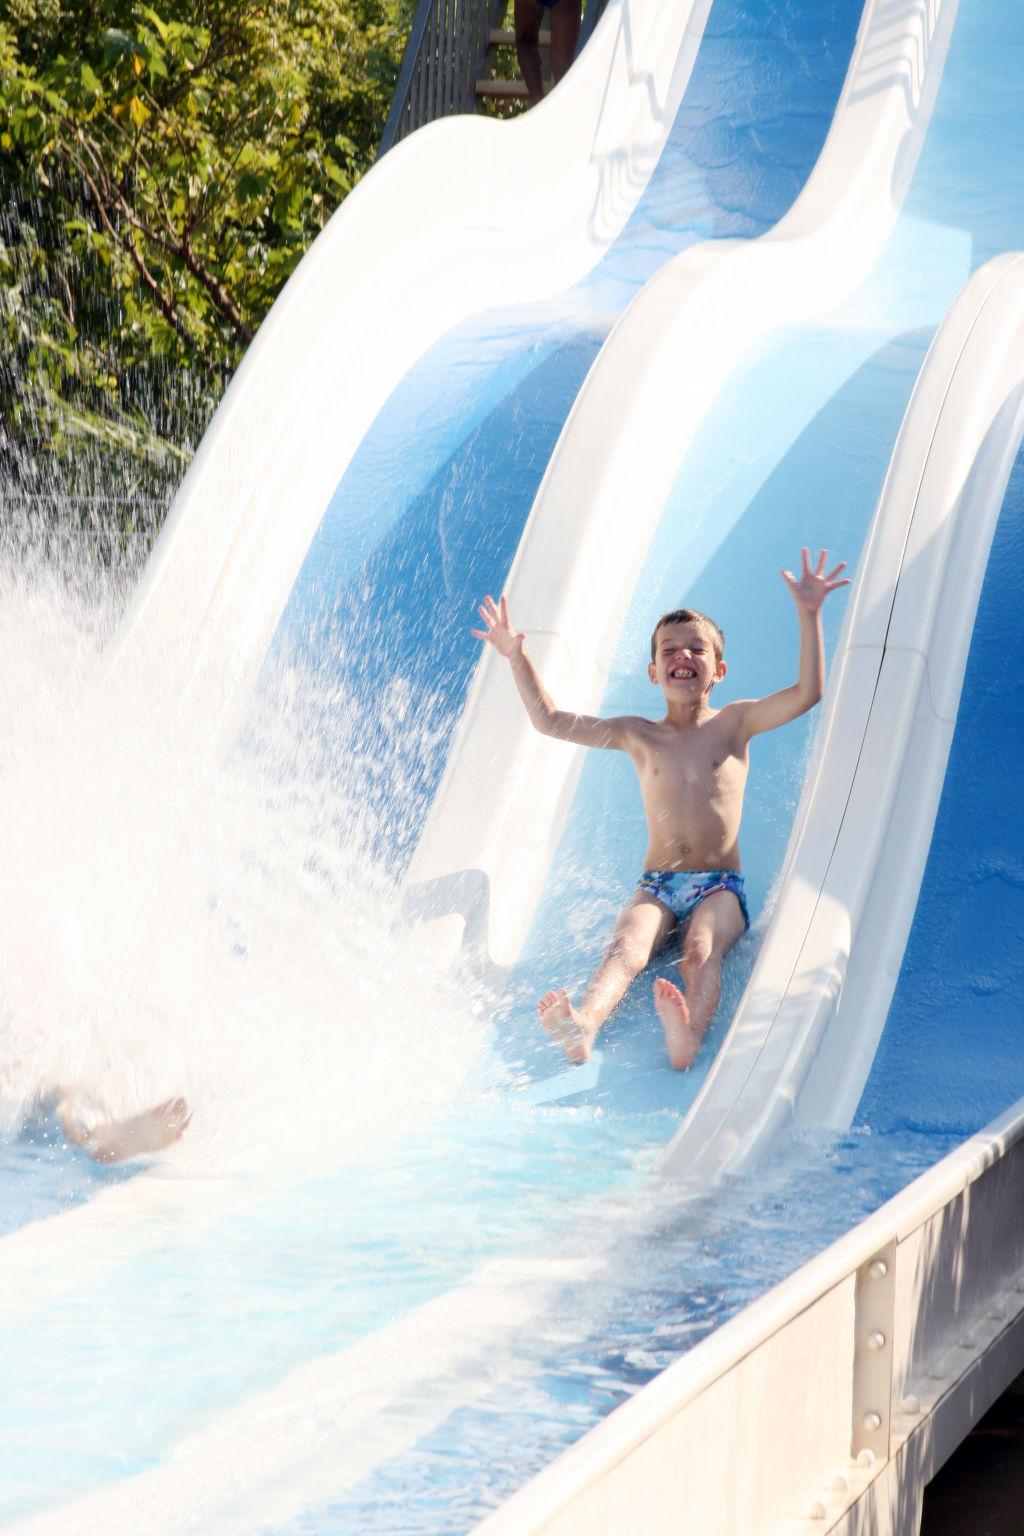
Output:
[0,522,482,1173]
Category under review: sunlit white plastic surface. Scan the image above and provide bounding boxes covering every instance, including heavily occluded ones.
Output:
[116,0,712,718]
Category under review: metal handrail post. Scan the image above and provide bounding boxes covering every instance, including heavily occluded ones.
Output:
[378,0,442,157]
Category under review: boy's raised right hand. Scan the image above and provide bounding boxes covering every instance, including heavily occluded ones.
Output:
[472,594,525,658]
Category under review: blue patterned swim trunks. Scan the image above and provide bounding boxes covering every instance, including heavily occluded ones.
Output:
[636,869,750,930]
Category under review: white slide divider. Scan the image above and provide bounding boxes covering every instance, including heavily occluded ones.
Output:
[116,0,712,717]
[404,0,958,974]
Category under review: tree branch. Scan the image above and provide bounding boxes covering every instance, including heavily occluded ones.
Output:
[108,185,254,344]
[70,137,195,350]
[178,232,253,342]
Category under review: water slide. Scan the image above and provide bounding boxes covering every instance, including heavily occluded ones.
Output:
[3,0,1024,1530]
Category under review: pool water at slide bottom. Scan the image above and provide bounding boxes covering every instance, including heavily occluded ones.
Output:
[0,1117,965,1533]
[262,1124,961,1536]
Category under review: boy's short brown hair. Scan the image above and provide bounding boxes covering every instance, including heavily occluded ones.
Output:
[650,609,725,663]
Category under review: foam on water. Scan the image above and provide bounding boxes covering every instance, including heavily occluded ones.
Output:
[0,517,482,1176]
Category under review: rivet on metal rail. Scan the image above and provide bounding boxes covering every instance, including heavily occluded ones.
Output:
[853,1238,896,1462]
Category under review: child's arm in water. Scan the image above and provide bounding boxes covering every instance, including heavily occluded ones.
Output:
[472,594,633,750]
[728,547,849,742]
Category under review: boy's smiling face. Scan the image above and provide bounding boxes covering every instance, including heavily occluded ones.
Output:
[649,619,726,699]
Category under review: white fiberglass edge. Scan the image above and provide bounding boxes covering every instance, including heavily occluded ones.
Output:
[471,1092,1024,1536]
[404,0,957,973]
[660,249,1024,1180]
[115,0,711,714]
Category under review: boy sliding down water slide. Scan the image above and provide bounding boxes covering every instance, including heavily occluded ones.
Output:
[473,548,849,1071]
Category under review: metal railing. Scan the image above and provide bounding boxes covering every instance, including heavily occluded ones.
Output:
[378,0,609,157]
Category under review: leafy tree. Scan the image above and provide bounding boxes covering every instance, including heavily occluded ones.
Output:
[1,0,411,507]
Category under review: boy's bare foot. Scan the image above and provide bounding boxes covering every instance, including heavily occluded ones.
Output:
[537,988,596,1065]
[59,1096,191,1165]
[654,978,700,1071]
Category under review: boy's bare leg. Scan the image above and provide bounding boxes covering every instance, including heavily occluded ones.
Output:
[539,893,674,1063]
[58,1094,191,1164]
[514,0,546,105]
[654,891,746,1070]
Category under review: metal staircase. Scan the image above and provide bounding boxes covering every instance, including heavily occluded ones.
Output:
[476,25,552,104]
[379,0,607,154]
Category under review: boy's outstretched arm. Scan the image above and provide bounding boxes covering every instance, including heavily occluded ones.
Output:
[472,594,628,749]
[734,548,850,740]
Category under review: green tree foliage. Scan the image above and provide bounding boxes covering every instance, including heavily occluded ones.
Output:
[0,0,411,499]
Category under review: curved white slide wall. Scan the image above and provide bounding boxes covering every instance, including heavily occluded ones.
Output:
[405,0,957,973]
[116,0,712,719]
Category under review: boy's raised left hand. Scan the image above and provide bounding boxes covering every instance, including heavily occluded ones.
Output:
[472,593,525,658]
[782,547,849,612]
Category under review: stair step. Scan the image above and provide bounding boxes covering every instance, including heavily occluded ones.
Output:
[476,77,552,98]
[489,28,551,44]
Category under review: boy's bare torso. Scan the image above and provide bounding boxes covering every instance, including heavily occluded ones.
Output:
[613,708,748,872]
